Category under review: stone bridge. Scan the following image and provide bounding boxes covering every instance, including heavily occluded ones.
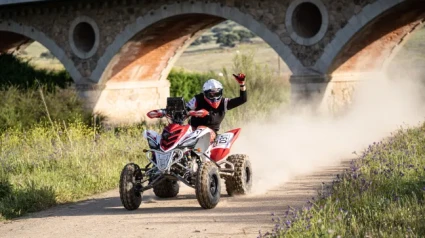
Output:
[0,0,424,122]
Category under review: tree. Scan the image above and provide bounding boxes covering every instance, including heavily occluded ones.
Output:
[234,30,256,42]
[190,38,202,46]
[200,35,213,44]
[216,33,239,47]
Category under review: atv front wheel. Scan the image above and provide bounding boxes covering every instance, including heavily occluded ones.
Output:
[119,163,142,210]
[195,161,221,209]
[153,179,179,198]
[225,154,253,196]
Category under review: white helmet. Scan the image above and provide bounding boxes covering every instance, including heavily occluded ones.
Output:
[203,79,223,109]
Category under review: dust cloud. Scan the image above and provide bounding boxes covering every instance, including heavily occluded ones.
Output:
[231,70,425,195]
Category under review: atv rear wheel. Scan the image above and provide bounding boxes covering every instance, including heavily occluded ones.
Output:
[225,154,253,196]
[195,161,221,209]
[153,179,179,198]
[119,163,142,210]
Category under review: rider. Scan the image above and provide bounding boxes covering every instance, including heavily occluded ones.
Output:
[186,73,247,133]
[147,73,247,134]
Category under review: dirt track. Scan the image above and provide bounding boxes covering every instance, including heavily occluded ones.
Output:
[0,162,348,238]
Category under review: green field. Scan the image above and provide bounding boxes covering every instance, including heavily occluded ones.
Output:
[19,20,290,75]
[21,40,290,76]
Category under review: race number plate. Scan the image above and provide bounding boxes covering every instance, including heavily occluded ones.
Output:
[213,133,234,149]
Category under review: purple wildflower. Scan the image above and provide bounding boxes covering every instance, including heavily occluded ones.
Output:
[285,220,292,228]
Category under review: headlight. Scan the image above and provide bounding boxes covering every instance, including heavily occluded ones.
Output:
[180,137,197,147]
[148,138,158,149]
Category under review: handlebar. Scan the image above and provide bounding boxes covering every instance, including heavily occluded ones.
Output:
[147,109,209,120]
[188,109,209,118]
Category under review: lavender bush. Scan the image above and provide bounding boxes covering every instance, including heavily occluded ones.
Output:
[264,124,425,237]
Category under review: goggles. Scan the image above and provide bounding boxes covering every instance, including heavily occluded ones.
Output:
[205,89,222,99]
[206,91,222,99]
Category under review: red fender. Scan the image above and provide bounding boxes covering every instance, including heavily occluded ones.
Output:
[210,128,241,162]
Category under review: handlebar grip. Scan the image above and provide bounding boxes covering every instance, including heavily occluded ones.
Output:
[189,110,209,118]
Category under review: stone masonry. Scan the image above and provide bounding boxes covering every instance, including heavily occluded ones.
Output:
[0,0,424,122]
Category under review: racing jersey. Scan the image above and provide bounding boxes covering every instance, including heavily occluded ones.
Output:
[186,90,247,132]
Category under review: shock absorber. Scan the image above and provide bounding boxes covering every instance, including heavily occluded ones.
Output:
[134,166,144,192]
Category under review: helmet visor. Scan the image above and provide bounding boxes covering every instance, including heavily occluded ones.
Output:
[207,91,221,98]
[205,89,222,101]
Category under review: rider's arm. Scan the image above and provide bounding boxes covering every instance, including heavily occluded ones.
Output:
[225,89,247,110]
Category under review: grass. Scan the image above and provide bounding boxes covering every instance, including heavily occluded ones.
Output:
[0,87,91,132]
[0,122,151,220]
[17,42,65,71]
[22,37,290,76]
[265,124,425,237]
[176,42,290,75]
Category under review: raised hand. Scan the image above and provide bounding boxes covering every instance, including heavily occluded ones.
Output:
[232,73,246,85]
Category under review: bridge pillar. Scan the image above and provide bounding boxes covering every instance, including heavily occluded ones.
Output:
[77,80,170,124]
[290,73,378,115]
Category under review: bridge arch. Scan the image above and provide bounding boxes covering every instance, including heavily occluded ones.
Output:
[0,20,83,83]
[92,1,305,84]
[313,0,425,75]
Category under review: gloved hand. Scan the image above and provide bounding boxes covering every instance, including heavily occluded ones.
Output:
[147,109,165,119]
[189,109,209,118]
[233,73,246,85]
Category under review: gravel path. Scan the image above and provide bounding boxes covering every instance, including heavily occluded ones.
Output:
[0,161,348,238]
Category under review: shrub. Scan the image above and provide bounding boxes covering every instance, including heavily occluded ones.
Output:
[200,35,213,44]
[168,69,217,102]
[216,33,239,47]
[190,39,202,46]
[0,87,91,132]
[234,30,256,41]
[0,53,72,91]
[0,54,91,132]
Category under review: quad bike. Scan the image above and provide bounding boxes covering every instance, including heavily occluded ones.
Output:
[119,97,253,210]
